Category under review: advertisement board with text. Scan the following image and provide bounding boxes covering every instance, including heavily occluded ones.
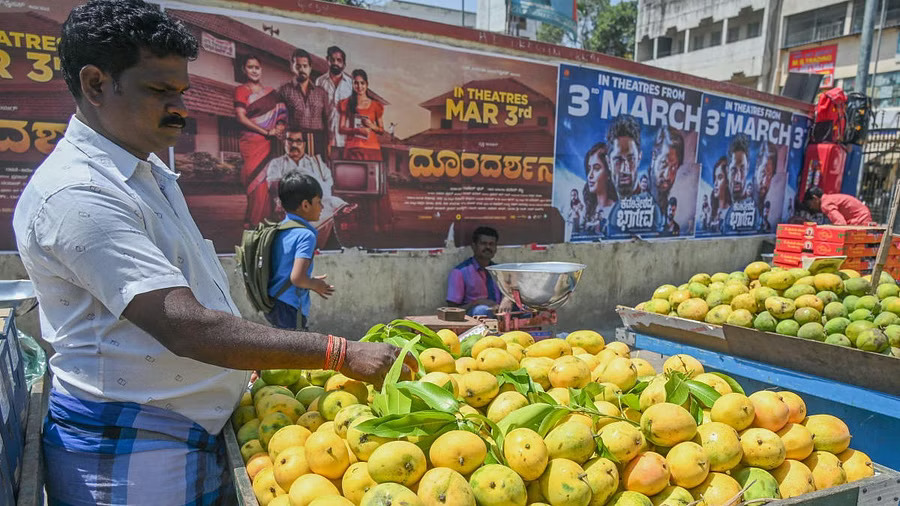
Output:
[553,64,702,240]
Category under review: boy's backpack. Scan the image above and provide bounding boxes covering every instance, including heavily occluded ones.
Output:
[810,88,847,143]
[844,91,873,145]
[235,219,310,314]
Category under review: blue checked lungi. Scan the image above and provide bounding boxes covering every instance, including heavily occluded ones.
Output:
[42,390,237,506]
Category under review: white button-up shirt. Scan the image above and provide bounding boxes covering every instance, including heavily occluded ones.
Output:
[316,72,353,148]
[13,116,250,434]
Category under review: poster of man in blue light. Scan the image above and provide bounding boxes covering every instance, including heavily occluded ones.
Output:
[694,95,794,237]
[554,64,702,241]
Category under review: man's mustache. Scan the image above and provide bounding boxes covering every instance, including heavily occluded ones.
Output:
[160,115,185,128]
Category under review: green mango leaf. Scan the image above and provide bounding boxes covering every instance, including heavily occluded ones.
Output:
[568,387,598,412]
[665,374,690,406]
[360,323,386,342]
[497,368,541,396]
[395,381,460,412]
[685,380,722,408]
[710,372,745,395]
[594,434,619,464]
[412,422,456,454]
[387,320,448,350]
[628,379,651,395]
[383,336,420,390]
[537,406,572,437]
[354,411,457,438]
[581,382,603,399]
[463,412,503,443]
[385,384,412,415]
[497,403,557,435]
[689,397,703,426]
[620,393,641,411]
[528,391,559,406]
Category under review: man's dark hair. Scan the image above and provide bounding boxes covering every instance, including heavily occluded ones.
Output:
[472,226,499,244]
[654,127,684,166]
[326,46,346,61]
[60,0,198,100]
[279,172,322,211]
[668,196,677,207]
[729,133,750,159]
[291,48,312,63]
[764,200,771,209]
[606,115,642,150]
[804,187,824,202]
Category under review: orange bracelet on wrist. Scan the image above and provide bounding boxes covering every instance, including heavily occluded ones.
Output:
[335,337,347,372]
[325,334,335,370]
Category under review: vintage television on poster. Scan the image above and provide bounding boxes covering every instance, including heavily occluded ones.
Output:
[332,159,383,196]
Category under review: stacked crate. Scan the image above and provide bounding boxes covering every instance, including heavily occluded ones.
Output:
[774,224,900,276]
[773,223,816,268]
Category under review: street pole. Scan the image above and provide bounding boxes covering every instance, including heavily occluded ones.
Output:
[856,0,878,93]
[868,0,887,99]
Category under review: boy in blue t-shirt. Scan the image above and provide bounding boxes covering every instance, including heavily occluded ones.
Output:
[265,172,335,330]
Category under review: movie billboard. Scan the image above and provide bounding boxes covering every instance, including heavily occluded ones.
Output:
[554,64,702,241]
[164,7,561,251]
[783,114,813,223]
[0,1,561,252]
[694,95,797,237]
[0,4,76,251]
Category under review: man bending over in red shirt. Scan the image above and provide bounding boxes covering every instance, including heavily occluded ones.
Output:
[804,187,873,225]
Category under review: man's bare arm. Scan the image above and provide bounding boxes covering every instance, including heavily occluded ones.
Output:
[123,287,413,385]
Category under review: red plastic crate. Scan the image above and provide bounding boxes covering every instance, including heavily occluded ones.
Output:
[775,238,813,253]
[776,223,816,240]
[844,259,877,271]
[814,226,884,244]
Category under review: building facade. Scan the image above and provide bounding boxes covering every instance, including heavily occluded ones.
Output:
[776,0,900,126]
[637,0,900,125]
[636,0,771,88]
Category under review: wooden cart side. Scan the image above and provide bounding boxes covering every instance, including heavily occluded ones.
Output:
[223,422,259,506]
[15,373,48,506]
[773,464,900,505]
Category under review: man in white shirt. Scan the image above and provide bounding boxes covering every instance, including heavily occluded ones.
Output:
[13,2,408,504]
[315,46,353,156]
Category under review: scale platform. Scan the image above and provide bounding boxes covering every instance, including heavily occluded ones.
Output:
[486,262,585,339]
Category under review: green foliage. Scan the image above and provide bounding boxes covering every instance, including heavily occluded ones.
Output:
[536,0,637,59]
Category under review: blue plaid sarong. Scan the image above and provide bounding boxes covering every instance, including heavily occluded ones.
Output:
[43,390,236,506]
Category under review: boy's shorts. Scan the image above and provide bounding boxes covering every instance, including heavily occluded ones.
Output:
[266,299,309,330]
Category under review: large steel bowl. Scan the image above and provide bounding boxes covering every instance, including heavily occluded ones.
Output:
[486,262,586,310]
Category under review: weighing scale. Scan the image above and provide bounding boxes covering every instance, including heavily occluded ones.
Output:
[484,262,586,340]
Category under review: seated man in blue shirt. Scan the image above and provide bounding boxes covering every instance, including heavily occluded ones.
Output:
[266,172,335,330]
[446,226,512,317]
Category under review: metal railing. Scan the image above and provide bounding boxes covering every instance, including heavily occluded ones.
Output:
[858,128,900,223]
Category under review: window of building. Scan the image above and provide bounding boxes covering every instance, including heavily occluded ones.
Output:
[784,3,848,47]
[842,71,900,108]
[710,30,722,46]
[692,34,705,51]
[851,0,900,33]
[657,36,673,57]
[637,36,654,61]
[747,21,761,38]
[727,26,741,43]
[440,119,452,129]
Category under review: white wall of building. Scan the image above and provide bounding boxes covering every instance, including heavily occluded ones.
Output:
[648,37,765,82]
[371,0,476,27]
[637,0,767,39]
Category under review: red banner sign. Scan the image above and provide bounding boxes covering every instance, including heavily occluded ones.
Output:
[788,45,838,88]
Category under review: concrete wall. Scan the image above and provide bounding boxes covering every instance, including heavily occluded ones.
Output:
[2,236,767,343]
